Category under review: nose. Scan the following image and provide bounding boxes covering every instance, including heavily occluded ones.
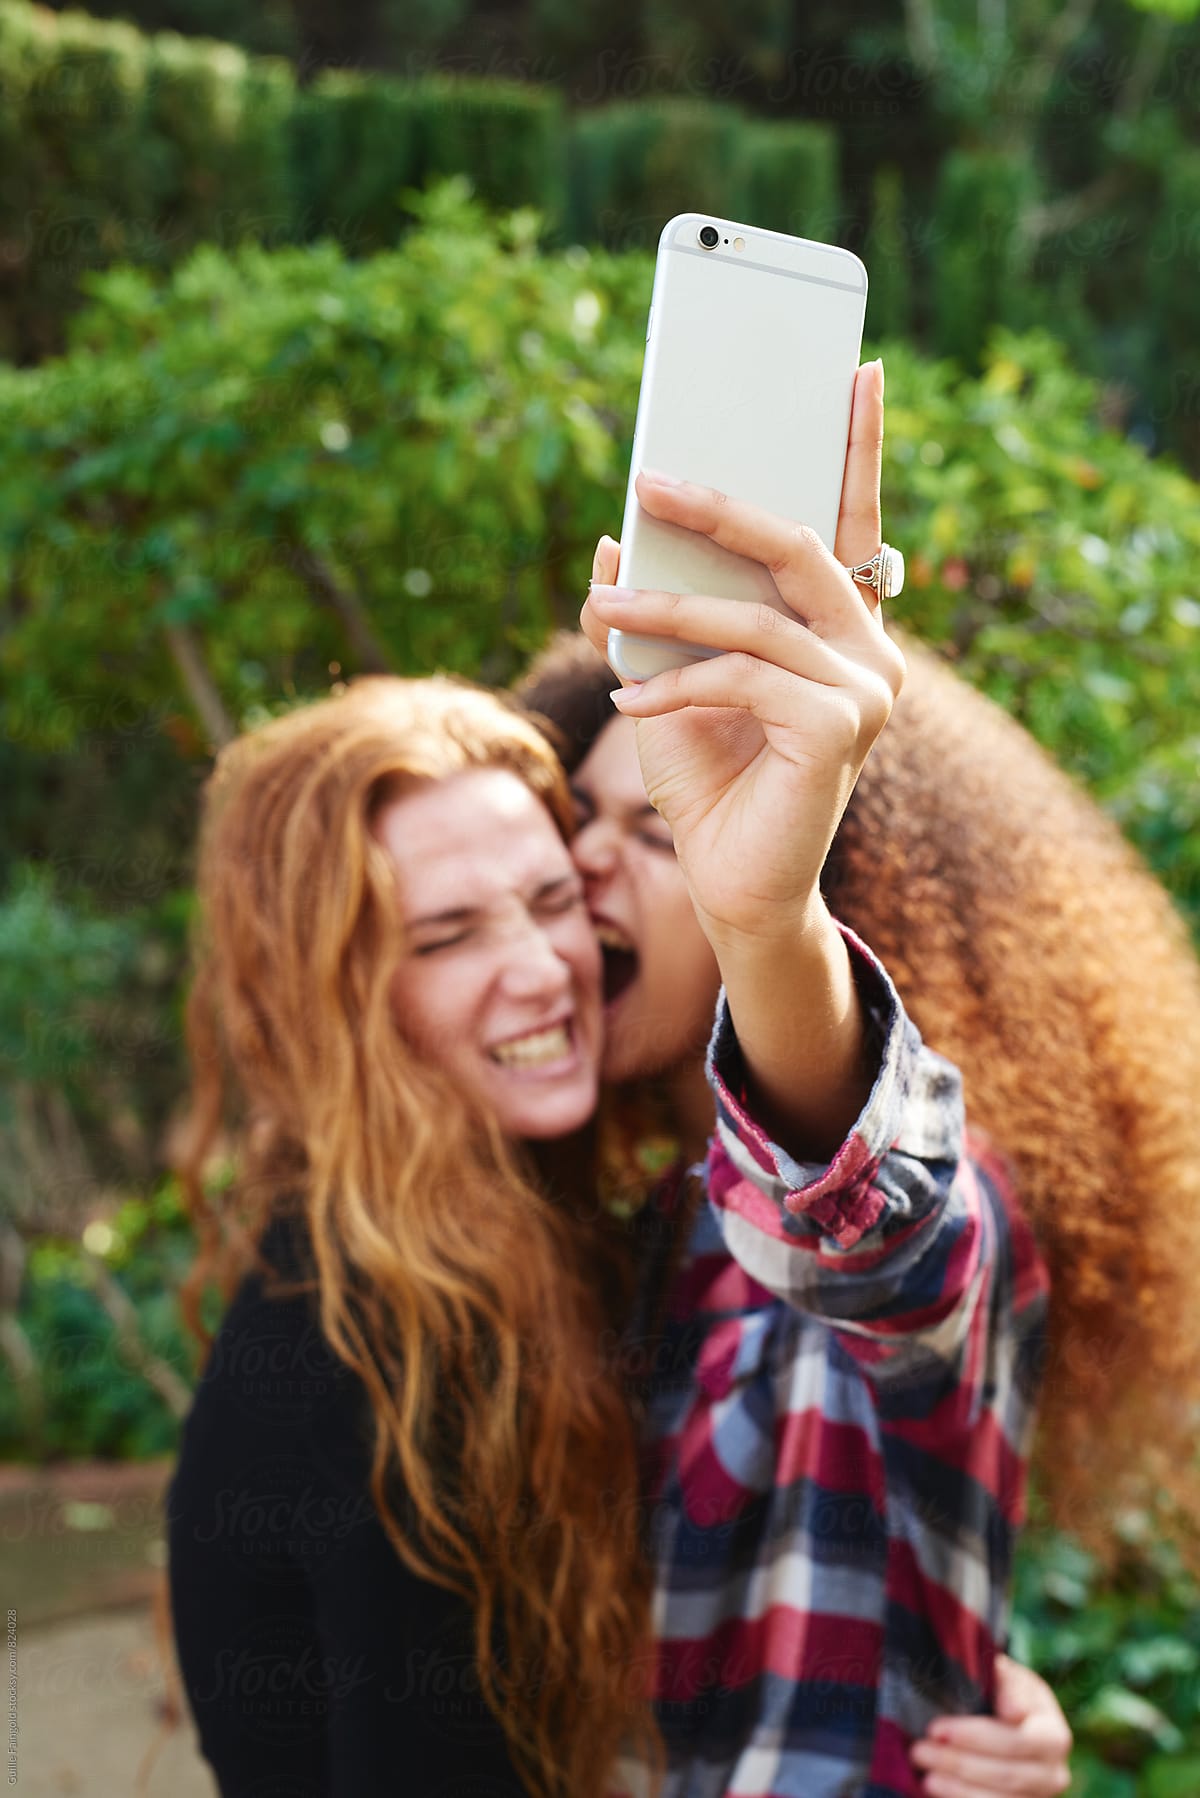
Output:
[570,815,621,882]
[495,915,574,1005]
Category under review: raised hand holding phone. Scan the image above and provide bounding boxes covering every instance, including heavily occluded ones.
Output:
[608,213,872,683]
[582,358,901,949]
[581,358,902,1160]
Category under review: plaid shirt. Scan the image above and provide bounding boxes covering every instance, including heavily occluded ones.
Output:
[614,923,1050,1798]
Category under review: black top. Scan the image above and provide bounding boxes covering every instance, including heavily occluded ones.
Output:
[166,1213,529,1798]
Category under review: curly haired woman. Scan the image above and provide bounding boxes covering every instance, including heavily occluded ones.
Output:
[519,577,1200,1569]
[515,383,1200,1796]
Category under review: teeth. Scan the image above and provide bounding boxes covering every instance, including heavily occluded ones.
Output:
[490,1024,572,1068]
[594,923,636,953]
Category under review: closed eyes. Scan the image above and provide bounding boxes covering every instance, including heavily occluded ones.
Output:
[411,886,584,954]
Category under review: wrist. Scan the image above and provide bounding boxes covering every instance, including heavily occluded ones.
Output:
[701,888,834,970]
[708,904,870,1166]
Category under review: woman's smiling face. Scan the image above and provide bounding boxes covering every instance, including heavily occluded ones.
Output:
[569,716,721,1085]
[376,767,604,1141]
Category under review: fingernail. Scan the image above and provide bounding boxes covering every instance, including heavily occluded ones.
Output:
[590,585,635,604]
[609,684,642,709]
[639,467,681,486]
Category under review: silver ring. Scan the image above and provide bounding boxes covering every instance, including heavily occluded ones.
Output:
[847,544,904,603]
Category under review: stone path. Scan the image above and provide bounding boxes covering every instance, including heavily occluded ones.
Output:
[11,1607,214,1797]
[2,1460,214,1795]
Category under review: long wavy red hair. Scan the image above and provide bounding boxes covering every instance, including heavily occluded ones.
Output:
[515,628,1200,1565]
[174,674,662,1798]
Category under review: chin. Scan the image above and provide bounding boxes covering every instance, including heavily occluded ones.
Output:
[501,1085,598,1142]
[600,1030,647,1086]
[601,1011,684,1086]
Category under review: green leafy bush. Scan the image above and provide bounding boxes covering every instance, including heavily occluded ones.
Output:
[876,327,1200,928]
[0,181,651,752]
[1014,1519,1200,1795]
[0,1182,197,1459]
[1,182,1196,932]
[0,867,134,1101]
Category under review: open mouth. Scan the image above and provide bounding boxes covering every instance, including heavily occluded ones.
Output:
[594,921,640,1008]
[488,1019,575,1070]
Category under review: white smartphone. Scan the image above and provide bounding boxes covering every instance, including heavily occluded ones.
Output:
[607,212,869,684]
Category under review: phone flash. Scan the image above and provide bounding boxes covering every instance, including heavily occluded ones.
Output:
[733,236,746,251]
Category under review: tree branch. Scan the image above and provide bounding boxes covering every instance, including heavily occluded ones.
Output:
[5,1083,91,1233]
[1021,163,1138,245]
[1114,10,1174,124]
[84,1252,193,1420]
[285,544,394,674]
[1013,0,1098,129]
[0,1221,43,1438]
[905,0,941,75]
[164,624,235,750]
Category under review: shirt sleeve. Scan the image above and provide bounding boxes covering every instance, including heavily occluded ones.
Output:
[703,919,1049,1399]
[704,922,1052,1758]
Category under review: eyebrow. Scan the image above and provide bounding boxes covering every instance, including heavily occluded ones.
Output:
[407,873,581,931]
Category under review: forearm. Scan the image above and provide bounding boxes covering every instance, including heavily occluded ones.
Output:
[704,930,1046,1392]
[707,896,877,1165]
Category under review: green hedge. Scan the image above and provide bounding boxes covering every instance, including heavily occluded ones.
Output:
[0,1,569,354]
[929,149,1036,367]
[563,99,745,250]
[292,68,567,252]
[734,118,839,244]
[0,2,296,358]
[863,164,912,341]
[561,103,840,253]
[0,3,845,357]
[1147,148,1200,477]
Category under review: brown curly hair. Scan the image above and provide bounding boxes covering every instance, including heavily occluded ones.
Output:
[514,628,1200,1563]
[174,674,662,1798]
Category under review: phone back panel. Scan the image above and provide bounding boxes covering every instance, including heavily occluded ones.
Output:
[609,213,868,682]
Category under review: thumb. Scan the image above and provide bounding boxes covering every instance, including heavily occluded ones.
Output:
[592,535,621,585]
[993,1654,1033,1724]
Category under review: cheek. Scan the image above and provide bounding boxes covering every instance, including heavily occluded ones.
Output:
[389,963,479,1063]
[569,922,603,993]
[645,885,720,1010]
[641,870,709,968]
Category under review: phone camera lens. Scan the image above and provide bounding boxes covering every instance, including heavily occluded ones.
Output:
[698,225,720,250]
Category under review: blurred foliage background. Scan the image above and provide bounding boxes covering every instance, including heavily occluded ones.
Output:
[1,1,1199,1790]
